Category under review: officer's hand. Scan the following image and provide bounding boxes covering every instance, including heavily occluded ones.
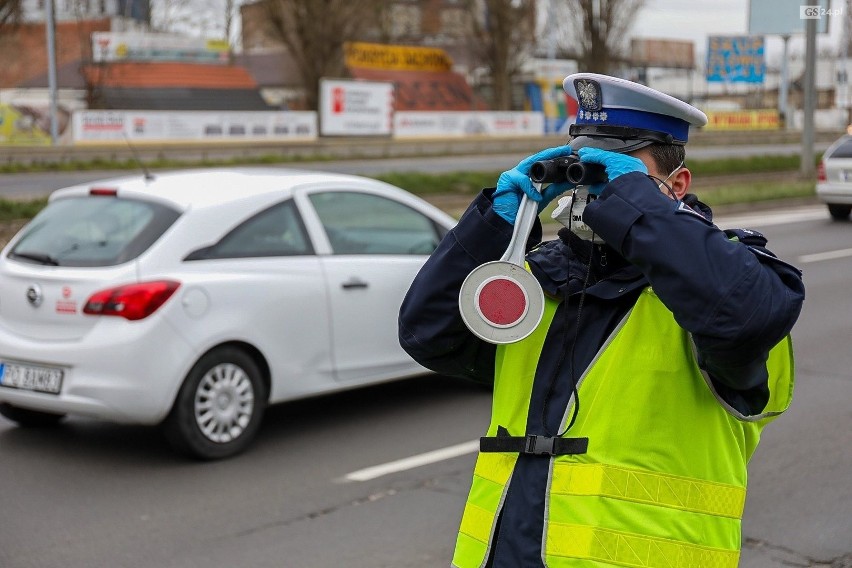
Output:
[577,147,648,195]
[493,145,575,224]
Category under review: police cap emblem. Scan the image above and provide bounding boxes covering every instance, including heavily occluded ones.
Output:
[574,79,603,111]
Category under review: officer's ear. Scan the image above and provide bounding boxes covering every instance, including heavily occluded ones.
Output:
[669,167,691,199]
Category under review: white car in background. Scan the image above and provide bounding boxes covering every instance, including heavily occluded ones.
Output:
[0,168,456,459]
[817,134,852,220]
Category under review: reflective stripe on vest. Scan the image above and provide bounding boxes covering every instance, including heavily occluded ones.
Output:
[546,523,740,568]
[550,463,746,519]
[452,287,795,568]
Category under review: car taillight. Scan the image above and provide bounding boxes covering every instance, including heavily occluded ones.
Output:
[84,280,180,321]
[89,187,118,196]
[817,161,827,182]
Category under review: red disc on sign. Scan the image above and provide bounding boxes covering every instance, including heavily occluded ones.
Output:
[475,276,529,328]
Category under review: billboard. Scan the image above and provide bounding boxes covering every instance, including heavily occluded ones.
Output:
[748,0,832,35]
[0,104,70,146]
[704,110,781,130]
[72,110,317,144]
[393,112,544,139]
[706,36,765,83]
[319,79,394,136]
[92,32,230,64]
[630,39,695,69]
[344,42,453,72]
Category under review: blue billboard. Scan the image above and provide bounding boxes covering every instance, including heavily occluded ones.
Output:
[706,36,765,83]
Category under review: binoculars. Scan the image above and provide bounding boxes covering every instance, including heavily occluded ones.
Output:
[529,155,608,185]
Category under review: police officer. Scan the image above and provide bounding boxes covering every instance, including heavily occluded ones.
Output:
[398,73,805,568]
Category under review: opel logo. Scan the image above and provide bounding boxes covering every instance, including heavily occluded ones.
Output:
[26,284,43,307]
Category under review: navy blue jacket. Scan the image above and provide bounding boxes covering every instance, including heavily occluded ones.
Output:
[398,172,805,567]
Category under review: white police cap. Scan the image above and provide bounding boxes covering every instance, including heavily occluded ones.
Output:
[563,73,708,153]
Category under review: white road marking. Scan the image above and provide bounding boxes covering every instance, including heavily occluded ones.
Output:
[798,248,852,263]
[341,439,479,482]
[713,206,827,228]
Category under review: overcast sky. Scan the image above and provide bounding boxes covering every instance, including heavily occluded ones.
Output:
[632,0,846,64]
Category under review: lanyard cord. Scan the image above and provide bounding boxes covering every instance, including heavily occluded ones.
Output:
[539,243,595,437]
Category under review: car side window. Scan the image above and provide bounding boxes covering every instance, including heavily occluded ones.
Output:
[193,200,312,259]
[308,191,442,255]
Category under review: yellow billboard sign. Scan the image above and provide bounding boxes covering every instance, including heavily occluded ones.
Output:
[704,110,780,130]
[0,104,52,146]
[344,42,453,72]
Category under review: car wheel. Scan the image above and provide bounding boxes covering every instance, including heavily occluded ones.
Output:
[0,402,65,427]
[163,347,267,460]
[828,204,852,221]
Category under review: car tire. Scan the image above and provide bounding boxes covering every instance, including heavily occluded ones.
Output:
[828,204,852,221]
[163,347,267,460]
[0,402,65,427]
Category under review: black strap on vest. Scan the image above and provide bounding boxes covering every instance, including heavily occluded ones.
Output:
[480,426,589,456]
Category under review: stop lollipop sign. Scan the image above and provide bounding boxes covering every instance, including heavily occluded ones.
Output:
[459,192,545,344]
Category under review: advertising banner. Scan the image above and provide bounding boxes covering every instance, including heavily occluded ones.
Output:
[344,42,453,72]
[393,112,544,139]
[92,32,230,64]
[526,59,579,135]
[72,110,317,144]
[319,79,394,136]
[630,38,695,69]
[0,104,70,145]
[704,110,780,130]
[706,36,765,83]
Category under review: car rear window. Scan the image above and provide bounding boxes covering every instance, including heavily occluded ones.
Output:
[7,196,181,267]
[828,138,852,158]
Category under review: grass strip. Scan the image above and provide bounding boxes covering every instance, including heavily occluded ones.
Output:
[0,197,49,221]
[697,181,816,207]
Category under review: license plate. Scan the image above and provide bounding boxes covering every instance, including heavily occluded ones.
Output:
[0,361,63,394]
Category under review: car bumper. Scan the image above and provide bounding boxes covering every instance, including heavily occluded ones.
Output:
[816,182,852,204]
[0,317,196,424]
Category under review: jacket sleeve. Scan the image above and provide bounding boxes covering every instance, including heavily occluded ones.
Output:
[582,172,805,415]
[398,189,542,384]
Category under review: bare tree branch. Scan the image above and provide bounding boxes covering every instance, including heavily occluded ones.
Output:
[466,0,537,110]
[262,0,387,110]
[0,0,22,31]
[555,0,645,74]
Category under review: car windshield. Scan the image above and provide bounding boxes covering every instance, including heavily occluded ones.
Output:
[8,196,181,267]
[828,138,852,158]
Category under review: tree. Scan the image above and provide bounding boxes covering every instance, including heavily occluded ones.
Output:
[466,0,537,110]
[262,0,387,111]
[0,0,22,31]
[554,0,645,74]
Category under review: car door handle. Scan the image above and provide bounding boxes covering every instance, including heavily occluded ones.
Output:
[342,278,369,290]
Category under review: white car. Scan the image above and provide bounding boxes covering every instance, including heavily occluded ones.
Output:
[817,134,852,220]
[0,168,456,459]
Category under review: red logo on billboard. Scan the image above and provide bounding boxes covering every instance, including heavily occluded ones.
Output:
[332,87,345,113]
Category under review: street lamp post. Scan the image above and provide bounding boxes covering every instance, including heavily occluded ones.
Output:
[45,0,60,145]
[801,15,817,178]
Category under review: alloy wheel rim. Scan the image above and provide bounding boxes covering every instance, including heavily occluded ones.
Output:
[194,362,255,444]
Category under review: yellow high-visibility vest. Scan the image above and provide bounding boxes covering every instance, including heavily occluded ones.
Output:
[453,287,794,568]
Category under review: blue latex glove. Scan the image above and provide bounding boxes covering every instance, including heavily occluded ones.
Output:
[492,145,574,224]
[576,147,648,195]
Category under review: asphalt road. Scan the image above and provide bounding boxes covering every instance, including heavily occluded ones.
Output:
[0,204,849,568]
[0,142,831,200]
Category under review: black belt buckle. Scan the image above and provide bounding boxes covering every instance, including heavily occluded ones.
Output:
[525,435,555,456]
